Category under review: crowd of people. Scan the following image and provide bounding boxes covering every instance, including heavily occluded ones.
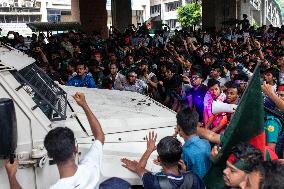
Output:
[2,17,284,189]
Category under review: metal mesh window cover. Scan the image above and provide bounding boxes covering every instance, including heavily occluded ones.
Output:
[14,64,67,121]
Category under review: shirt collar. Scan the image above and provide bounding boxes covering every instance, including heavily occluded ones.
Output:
[184,135,199,146]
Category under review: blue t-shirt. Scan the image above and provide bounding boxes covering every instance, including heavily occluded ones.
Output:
[182,136,212,178]
[142,171,205,189]
[67,74,96,88]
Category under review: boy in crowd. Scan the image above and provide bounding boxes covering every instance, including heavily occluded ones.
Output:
[210,82,240,133]
[176,108,212,178]
[121,131,205,189]
[203,79,227,133]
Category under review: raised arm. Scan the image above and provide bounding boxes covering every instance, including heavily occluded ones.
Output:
[197,126,221,145]
[121,131,157,177]
[262,82,284,113]
[73,92,105,144]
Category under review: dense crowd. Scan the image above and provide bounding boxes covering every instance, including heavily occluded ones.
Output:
[2,16,284,189]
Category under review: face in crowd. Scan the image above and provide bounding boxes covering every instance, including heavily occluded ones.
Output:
[209,84,221,100]
[164,69,174,80]
[138,63,147,72]
[125,55,134,66]
[263,72,276,85]
[191,74,203,87]
[128,72,137,84]
[109,63,118,75]
[210,68,221,79]
[226,87,239,104]
[223,161,247,187]
[94,52,102,63]
[277,56,284,67]
[76,64,86,77]
[108,53,117,63]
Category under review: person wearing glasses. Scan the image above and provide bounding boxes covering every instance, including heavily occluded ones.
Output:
[185,72,207,122]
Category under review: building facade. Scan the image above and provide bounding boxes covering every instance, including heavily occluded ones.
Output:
[106,0,150,28]
[239,0,282,27]
[150,0,282,30]
[203,0,282,29]
[0,0,71,36]
[150,0,198,30]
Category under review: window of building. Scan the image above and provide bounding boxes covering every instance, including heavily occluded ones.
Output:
[150,4,161,15]
[165,1,181,12]
[47,9,61,22]
[166,19,177,29]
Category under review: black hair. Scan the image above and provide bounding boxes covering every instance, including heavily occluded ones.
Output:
[232,142,263,169]
[264,67,279,79]
[109,62,118,68]
[44,127,76,164]
[157,136,182,168]
[207,79,220,89]
[88,59,100,68]
[225,81,240,94]
[234,73,248,82]
[252,161,284,189]
[165,64,177,74]
[76,61,86,68]
[176,108,199,135]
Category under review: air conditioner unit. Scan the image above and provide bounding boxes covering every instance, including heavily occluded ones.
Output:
[14,2,22,7]
[25,1,32,7]
[3,2,10,7]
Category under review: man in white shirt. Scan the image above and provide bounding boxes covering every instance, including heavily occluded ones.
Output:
[203,66,227,87]
[5,92,105,189]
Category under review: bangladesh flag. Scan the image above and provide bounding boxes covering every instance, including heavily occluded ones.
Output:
[204,64,266,189]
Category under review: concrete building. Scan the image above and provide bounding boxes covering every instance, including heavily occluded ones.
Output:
[149,0,198,30]
[203,0,282,29]
[0,0,71,36]
[0,0,71,23]
[238,0,282,27]
[106,0,150,28]
[70,0,282,36]
[149,0,282,30]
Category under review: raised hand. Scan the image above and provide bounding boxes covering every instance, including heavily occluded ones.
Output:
[146,131,157,152]
[121,158,139,172]
[73,92,87,107]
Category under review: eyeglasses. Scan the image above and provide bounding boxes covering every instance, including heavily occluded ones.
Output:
[129,75,136,77]
[191,76,200,80]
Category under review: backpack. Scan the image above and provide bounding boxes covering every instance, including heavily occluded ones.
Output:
[157,172,194,189]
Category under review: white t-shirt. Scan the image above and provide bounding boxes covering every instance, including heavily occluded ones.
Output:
[49,140,103,189]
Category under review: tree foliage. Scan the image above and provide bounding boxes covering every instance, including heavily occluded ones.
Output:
[177,3,202,28]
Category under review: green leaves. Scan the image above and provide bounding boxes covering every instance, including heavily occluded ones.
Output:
[177,3,202,28]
